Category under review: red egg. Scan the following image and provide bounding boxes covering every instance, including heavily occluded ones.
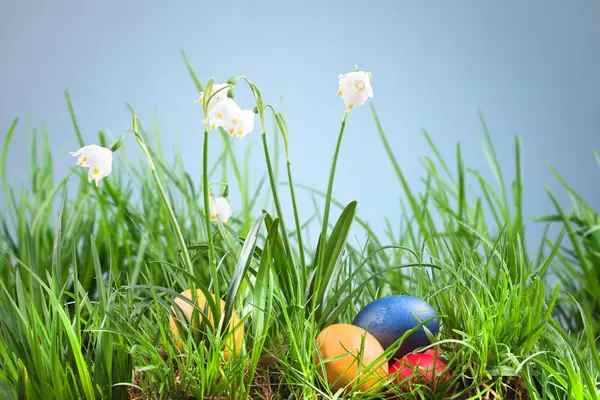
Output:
[389,349,449,390]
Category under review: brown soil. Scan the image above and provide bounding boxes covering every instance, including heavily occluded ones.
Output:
[455,376,535,400]
[248,355,286,400]
[129,349,286,400]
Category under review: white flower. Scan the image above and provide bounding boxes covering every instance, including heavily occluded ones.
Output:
[209,97,241,134]
[209,195,233,224]
[196,83,232,131]
[69,144,113,186]
[233,109,255,140]
[221,107,255,139]
[337,71,373,109]
[195,82,255,138]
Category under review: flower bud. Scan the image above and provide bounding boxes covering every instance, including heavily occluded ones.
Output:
[227,76,241,85]
[109,137,125,152]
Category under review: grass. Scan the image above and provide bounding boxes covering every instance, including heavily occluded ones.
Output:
[0,52,598,399]
[537,159,600,340]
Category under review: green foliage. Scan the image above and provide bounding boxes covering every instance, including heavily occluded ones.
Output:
[0,54,597,399]
[538,158,600,342]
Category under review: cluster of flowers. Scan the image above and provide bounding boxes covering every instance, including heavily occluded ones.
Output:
[69,69,373,222]
[196,83,255,139]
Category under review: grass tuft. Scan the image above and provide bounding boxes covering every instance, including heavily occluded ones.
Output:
[0,57,597,399]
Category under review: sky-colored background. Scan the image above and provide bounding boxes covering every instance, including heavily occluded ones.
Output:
[1,1,599,251]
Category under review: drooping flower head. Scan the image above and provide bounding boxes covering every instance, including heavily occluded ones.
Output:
[70,144,113,186]
[234,109,255,140]
[209,195,233,224]
[210,97,241,135]
[337,70,373,110]
[195,82,255,138]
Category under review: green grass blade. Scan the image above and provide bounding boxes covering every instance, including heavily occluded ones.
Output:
[64,91,85,147]
[222,212,266,333]
[181,49,204,93]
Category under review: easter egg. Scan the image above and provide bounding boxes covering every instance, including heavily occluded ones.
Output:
[389,349,450,388]
[352,296,439,360]
[314,324,389,393]
[169,289,243,360]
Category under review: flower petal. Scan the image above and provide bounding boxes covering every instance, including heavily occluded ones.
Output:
[235,110,255,139]
[70,146,90,166]
[215,197,233,223]
[72,144,113,186]
[216,99,243,136]
[337,70,373,109]
[208,195,218,221]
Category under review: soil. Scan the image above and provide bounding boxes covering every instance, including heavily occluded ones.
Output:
[129,349,287,400]
[248,355,286,400]
[454,376,538,400]
[129,350,539,399]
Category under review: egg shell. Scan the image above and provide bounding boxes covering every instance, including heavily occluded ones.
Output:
[352,296,439,360]
[314,323,389,393]
[389,350,449,388]
[169,289,243,360]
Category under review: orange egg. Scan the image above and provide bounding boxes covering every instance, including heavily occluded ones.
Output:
[315,323,389,393]
[169,289,243,360]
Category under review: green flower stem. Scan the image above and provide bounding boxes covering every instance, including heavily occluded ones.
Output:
[321,111,349,235]
[315,110,348,299]
[237,77,295,269]
[260,133,294,261]
[202,128,220,313]
[286,158,305,269]
[265,104,306,275]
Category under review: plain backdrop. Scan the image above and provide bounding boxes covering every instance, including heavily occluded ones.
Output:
[1,1,599,253]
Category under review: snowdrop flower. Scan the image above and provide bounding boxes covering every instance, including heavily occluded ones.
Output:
[337,70,373,110]
[233,109,255,140]
[220,106,255,139]
[209,195,233,224]
[196,83,233,130]
[209,97,242,133]
[70,144,113,186]
[195,82,255,138]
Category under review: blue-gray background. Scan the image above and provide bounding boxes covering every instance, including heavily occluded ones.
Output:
[1,1,599,250]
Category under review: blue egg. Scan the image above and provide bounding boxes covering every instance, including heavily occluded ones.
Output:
[352,295,439,360]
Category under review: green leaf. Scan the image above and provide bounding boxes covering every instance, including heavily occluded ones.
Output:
[64,91,85,147]
[181,49,204,92]
[1,119,18,201]
[222,212,266,334]
[312,200,357,319]
[252,218,278,339]
[17,358,28,400]
[264,212,294,303]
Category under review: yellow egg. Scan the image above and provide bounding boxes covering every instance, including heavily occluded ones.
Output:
[169,289,243,360]
[315,323,389,393]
